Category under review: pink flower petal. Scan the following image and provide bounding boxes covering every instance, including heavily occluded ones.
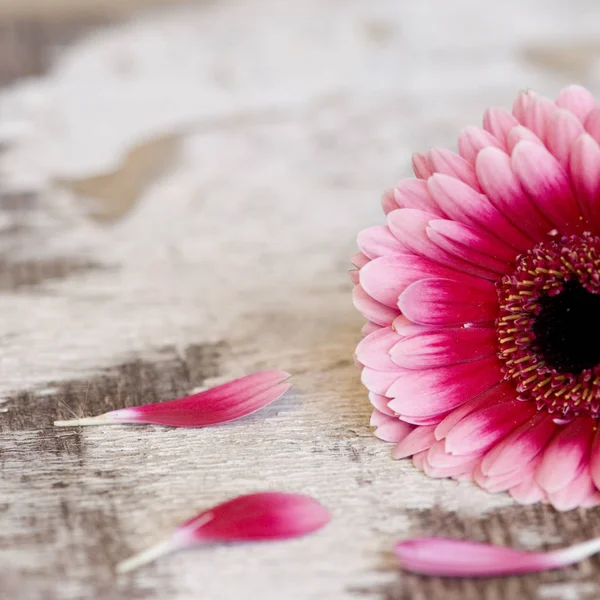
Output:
[351,252,370,269]
[357,225,408,259]
[398,277,497,326]
[480,411,557,477]
[381,188,398,215]
[555,85,596,122]
[394,535,600,577]
[512,140,583,234]
[391,424,437,459]
[458,126,502,166]
[444,400,536,456]
[475,147,554,242]
[412,152,434,179]
[589,429,600,490]
[361,367,401,395]
[510,478,547,505]
[426,219,514,275]
[394,178,445,216]
[362,321,382,337]
[514,93,556,142]
[359,255,479,308]
[584,107,600,144]
[536,417,595,494]
[117,492,330,572]
[427,173,533,251]
[390,327,496,370]
[352,284,399,326]
[355,327,401,371]
[569,133,600,234]
[549,468,596,512]
[506,125,545,152]
[434,382,515,441]
[387,357,501,418]
[428,148,482,191]
[370,410,413,442]
[54,370,291,429]
[546,108,584,169]
[369,392,396,416]
[388,209,499,280]
[482,106,519,149]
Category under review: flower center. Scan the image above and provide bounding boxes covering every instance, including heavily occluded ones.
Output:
[497,233,600,418]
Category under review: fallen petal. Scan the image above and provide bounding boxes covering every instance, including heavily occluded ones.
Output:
[54,370,291,428]
[394,535,600,577]
[117,492,330,572]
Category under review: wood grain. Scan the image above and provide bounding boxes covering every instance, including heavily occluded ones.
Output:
[3,2,600,599]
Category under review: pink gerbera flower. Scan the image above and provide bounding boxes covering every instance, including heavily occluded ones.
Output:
[352,85,600,511]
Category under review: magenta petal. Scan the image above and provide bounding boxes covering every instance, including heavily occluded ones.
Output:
[118,492,330,572]
[428,148,481,191]
[390,327,496,370]
[458,126,502,165]
[399,277,497,326]
[356,327,402,371]
[55,370,291,429]
[394,535,600,577]
[391,424,437,459]
[482,107,519,149]
[546,108,584,169]
[353,284,400,326]
[387,357,502,418]
[512,140,583,234]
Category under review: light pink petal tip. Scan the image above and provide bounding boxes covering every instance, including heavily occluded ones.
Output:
[117,492,330,573]
[394,535,600,577]
[54,370,291,428]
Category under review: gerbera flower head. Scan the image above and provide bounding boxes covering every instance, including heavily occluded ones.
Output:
[352,85,600,510]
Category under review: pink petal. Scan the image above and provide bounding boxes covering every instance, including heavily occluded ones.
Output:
[584,107,600,144]
[569,133,600,234]
[427,173,533,252]
[474,458,538,494]
[369,391,396,416]
[382,188,398,215]
[555,85,596,122]
[428,147,481,191]
[352,284,399,326]
[370,410,413,442]
[399,412,450,426]
[514,93,556,142]
[481,411,557,477]
[549,468,596,512]
[394,178,445,216]
[546,108,584,169]
[590,429,600,490]
[394,535,600,577]
[512,140,584,234]
[361,321,381,337]
[359,254,480,308]
[506,125,545,152]
[388,209,499,280]
[391,424,437,459]
[412,152,434,179]
[510,478,547,505]
[476,147,554,242]
[434,382,515,441]
[426,219,515,274]
[482,107,519,149]
[398,277,497,326]
[356,327,401,371]
[390,327,496,370]
[351,252,370,269]
[536,418,595,494]
[457,126,502,166]
[54,370,291,429]
[358,225,408,259]
[361,367,401,395]
[118,492,330,572]
[387,357,501,418]
[423,446,479,478]
[444,400,536,456]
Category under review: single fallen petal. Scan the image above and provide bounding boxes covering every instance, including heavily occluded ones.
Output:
[117,492,330,573]
[394,536,600,577]
[54,370,291,428]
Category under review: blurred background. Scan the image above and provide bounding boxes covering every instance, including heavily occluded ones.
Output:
[3,1,600,599]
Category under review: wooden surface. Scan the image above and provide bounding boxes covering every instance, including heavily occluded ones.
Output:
[3,1,600,599]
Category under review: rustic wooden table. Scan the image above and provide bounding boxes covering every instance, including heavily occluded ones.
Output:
[3,1,600,598]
